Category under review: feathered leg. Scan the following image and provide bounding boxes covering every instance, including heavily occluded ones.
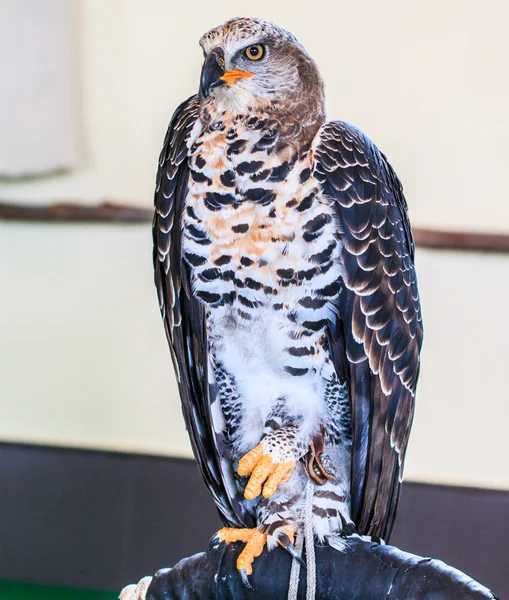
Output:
[312,375,355,545]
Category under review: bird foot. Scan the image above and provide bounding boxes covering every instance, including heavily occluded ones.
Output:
[210,526,303,588]
[237,427,301,499]
[210,527,267,587]
[209,527,258,547]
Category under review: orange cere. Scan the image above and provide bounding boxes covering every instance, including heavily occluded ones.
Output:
[220,69,254,85]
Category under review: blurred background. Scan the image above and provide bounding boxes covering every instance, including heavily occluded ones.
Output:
[0,0,508,598]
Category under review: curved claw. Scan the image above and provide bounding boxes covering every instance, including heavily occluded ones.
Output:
[338,513,357,538]
[208,532,221,550]
[279,533,306,569]
[239,568,255,590]
[342,522,357,537]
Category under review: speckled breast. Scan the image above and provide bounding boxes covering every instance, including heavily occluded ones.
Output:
[181,113,343,320]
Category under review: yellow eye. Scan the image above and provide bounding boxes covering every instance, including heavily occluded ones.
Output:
[244,44,265,61]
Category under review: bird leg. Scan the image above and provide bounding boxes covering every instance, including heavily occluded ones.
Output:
[237,425,304,499]
[209,426,308,586]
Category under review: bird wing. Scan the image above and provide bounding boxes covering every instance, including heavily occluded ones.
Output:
[313,121,423,541]
[153,95,251,528]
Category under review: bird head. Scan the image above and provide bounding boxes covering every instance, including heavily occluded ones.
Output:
[198,17,325,131]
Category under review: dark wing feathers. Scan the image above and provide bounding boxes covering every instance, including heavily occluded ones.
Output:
[153,95,247,528]
[314,121,423,541]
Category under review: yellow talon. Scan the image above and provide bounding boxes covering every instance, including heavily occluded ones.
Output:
[262,461,295,498]
[244,454,274,500]
[236,530,267,575]
[213,525,297,580]
[237,444,263,476]
[238,444,297,500]
[217,527,256,544]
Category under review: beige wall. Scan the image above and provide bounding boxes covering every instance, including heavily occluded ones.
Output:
[4,0,509,231]
[1,0,508,490]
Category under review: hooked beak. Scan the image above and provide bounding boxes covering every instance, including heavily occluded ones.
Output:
[200,53,225,98]
[200,52,253,98]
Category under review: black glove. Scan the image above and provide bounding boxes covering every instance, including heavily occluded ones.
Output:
[146,537,498,599]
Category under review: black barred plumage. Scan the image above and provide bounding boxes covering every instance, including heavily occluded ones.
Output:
[153,16,423,577]
[324,374,351,446]
[213,359,243,442]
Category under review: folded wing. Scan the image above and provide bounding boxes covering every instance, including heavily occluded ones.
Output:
[314,121,423,540]
[153,96,252,528]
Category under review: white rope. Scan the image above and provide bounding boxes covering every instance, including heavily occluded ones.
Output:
[118,576,152,600]
[304,480,316,600]
[287,480,316,600]
[287,526,305,600]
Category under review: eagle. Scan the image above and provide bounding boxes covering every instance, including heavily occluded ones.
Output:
[153,17,423,585]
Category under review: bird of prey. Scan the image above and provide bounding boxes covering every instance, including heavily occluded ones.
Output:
[153,17,423,585]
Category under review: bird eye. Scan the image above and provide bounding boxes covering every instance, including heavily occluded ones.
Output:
[244,44,265,61]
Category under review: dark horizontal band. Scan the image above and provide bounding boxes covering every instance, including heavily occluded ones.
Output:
[1,201,508,254]
[0,201,151,223]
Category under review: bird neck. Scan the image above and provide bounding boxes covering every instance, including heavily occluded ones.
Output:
[199,94,325,152]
